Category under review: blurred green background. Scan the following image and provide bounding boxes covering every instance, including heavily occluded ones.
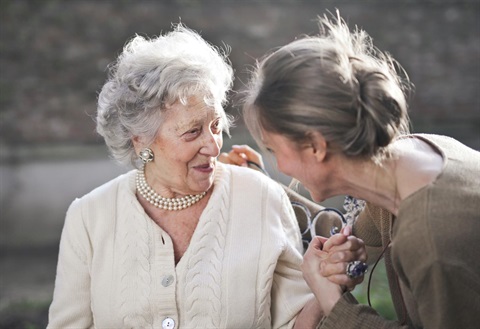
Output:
[353,259,397,321]
[1,0,479,327]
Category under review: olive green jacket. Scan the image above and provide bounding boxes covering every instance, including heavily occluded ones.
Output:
[321,134,480,329]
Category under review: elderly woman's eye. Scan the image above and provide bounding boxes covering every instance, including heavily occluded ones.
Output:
[211,119,222,133]
[185,128,201,136]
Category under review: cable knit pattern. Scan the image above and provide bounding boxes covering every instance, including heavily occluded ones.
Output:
[48,164,314,329]
[118,201,152,328]
[254,260,276,328]
[253,182,273,329]
[184,164,230,328]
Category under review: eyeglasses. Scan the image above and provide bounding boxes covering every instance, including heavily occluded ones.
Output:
[291,201,347,252]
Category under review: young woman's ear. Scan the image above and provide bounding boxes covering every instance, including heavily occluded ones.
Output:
[308,131,327,162]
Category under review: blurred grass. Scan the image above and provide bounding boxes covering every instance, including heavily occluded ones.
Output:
[352,258,397,321]
[0,300,49,329]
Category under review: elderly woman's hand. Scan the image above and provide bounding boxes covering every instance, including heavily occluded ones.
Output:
[219,145,265,171]
[301,236,344,316]
[320,226,367,291]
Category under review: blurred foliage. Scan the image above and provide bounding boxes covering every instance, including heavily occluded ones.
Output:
[0,300,49,329]
[352,258,397,321]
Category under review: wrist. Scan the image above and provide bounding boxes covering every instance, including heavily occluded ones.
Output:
[314,287,342,317]
[294,297,324,329]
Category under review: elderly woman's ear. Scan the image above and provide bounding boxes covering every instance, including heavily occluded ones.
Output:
[132,136,144,155]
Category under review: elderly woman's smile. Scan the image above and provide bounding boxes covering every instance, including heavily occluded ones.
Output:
[192,162,215,173]
[141,95,224,198]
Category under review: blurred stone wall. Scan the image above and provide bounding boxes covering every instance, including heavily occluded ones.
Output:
[1,0,479,148]
[0,0,479,248]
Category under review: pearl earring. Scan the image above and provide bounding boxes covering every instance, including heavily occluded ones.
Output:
[139,148,154,164]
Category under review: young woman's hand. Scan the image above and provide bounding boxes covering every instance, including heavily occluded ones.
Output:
[301,226,367,315]
[320,226,367,291]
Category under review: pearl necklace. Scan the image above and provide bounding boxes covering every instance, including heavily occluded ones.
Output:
[136,169,207,210]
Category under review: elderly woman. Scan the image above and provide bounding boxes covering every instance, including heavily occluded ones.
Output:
[240,12,480,329]
[47,25,365,329]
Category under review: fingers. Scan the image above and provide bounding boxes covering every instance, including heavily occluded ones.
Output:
[341,225,352,236]
[312,235,329,245]
[228,149,249,166]
[323,225,353,251]
[329,237,366,255]
[321,235,367,277]
[218,150,248,167]
[218,152,234,165]
[320,259,366,291]
[324,234,365,256]
[306,235,366,265]
[302,236,329,274]
[322,233,348,251]
[303,235,367,294]
[325,273,365,290]
[231,145,264,168]
[305,236,329,257]
[219,144,265,169]
[320,249,367,275]
[318,229,368,292]
[327,247,367,263]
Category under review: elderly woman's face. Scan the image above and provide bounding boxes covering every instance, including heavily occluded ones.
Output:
[146,95,224,196]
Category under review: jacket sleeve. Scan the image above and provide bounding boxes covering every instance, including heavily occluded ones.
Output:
[47,198,94,329]
[319,293,409,329]
[354,203,387,265]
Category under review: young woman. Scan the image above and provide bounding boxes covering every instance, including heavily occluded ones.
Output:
[236,12,480,329]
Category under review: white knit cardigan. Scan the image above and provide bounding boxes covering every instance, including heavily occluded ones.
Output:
[48,163,313,329]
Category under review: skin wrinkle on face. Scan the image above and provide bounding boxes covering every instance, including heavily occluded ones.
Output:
[172,97,218,135]
[143,95,224,198]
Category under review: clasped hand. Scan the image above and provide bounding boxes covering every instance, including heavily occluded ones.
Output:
[219,145,367,314]
[302,226,367,315]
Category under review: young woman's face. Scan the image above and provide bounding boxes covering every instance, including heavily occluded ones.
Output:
[261,130,330,202]
[262,131,305,179]
[142,96,224,196]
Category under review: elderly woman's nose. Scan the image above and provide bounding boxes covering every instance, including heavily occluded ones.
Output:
[201,131,221,156]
